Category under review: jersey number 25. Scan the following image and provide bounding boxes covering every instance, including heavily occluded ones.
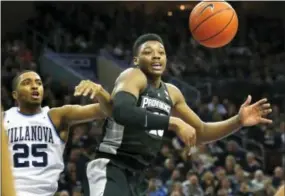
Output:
[13,144,48,168]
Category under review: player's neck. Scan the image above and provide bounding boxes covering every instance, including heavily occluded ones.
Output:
[148,77,161,88]
[18,104,42,115]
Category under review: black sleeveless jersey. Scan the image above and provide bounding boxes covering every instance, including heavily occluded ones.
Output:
[97,81,173,171]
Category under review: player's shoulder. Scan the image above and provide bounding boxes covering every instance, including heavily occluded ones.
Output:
[4,107,18,115]
[4,107,17,112]
[42,106,50,112]
[165,83,182,94]
[118,68,147,81]
[115,68,147,89]
[164,83,184,103]
[3,107,20,121]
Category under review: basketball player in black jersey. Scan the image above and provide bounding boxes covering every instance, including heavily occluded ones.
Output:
[85,34,272,196]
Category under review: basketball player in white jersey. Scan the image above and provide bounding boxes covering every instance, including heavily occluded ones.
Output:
[3,70,111,196]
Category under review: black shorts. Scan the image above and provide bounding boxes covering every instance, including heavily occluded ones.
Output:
[85,158,145,196]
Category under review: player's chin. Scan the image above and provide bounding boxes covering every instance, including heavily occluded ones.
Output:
[28,99,42,105]
[149,69,164,77]
[151,72,163,77]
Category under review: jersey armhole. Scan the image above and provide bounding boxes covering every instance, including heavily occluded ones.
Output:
[163,83,175,107]
[47,112,65,144]
[140,82,150,96]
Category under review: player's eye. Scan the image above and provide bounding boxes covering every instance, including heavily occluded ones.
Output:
[143,50,152,55]
[23,80,30,85]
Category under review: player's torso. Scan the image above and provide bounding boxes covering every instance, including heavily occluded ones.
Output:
[98,82,173,170]
[3,107,65,196]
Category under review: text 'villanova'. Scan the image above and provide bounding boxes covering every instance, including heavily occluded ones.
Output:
[7,126,54,144]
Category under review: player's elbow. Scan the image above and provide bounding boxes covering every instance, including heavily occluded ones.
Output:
[112,103,131,124]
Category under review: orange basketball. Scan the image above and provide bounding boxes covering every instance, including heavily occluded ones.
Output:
[189,1,238,48]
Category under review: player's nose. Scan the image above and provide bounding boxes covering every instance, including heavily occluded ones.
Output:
[30,83,39,90]
[152,52,161,60]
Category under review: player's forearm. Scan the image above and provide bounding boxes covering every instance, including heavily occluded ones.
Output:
[199,115,242,144]
[113,91,171,130]
[56,104,107,124]
[95,87,112,116]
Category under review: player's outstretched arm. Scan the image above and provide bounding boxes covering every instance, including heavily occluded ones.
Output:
[49,80,112,128]
[50,104,106,125]
[111,68,196,147]
[73,80,112,116]
[167,84,273,145]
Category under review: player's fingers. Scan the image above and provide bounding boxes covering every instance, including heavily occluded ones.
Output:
[74,85,81,95]
[261,109,272,116]
[90,84,100,95]
[241,95,252,107]
[184,136,191,148]
[252,98,268,107]
[193,133,197,147]
[188,134,195,148]
[191,136,196,148]
[260,117,273,124]
[261,103,271,110]
[74,84,83,96]
[78,81,89,95]
[83,87,92,96]
[75,84,88,96]
[74,81,83,89]
[74,80,87,93]
[183,137,190,147]
[90,91,96,100]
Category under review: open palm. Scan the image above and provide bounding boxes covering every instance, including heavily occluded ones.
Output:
[238,95,272,127]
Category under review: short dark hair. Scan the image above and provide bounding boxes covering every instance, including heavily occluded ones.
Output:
[187,170,197,178]
[12,70,37,91]
[132,33,164,56]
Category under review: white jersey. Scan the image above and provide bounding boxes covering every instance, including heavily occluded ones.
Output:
[4,107,65,196]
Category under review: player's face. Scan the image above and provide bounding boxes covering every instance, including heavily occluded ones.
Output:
[13,72,44,105]
[135,41,167,77]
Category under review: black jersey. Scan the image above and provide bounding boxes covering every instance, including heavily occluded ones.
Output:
[97,81,173,171]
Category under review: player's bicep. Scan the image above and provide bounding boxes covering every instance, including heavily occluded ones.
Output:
[112,68,147,99]
[173,100,204,131]
[169,84,204,132]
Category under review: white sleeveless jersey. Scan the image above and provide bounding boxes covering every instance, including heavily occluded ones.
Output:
[3,107,65,196]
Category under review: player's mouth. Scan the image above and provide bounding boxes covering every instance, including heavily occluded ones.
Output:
[31,91,40,99]
[151,63,163,71]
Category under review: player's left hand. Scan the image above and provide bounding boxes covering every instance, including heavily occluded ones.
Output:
[74,80,103,100]
[238,95,273,126]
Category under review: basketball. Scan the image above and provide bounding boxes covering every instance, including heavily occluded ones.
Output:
[189,1,238,48]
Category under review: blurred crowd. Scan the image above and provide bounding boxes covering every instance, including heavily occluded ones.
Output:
[2,2,285,196]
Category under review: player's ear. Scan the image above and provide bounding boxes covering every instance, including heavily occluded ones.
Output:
[133,57,139,66]
[12,91,18,100]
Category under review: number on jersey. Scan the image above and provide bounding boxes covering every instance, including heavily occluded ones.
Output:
[148,112,165,137]
[149,130,164,137]
[13,144,48,168]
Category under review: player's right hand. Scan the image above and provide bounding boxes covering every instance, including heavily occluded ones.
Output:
[74,80,103,100]
[169,117,196,148]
